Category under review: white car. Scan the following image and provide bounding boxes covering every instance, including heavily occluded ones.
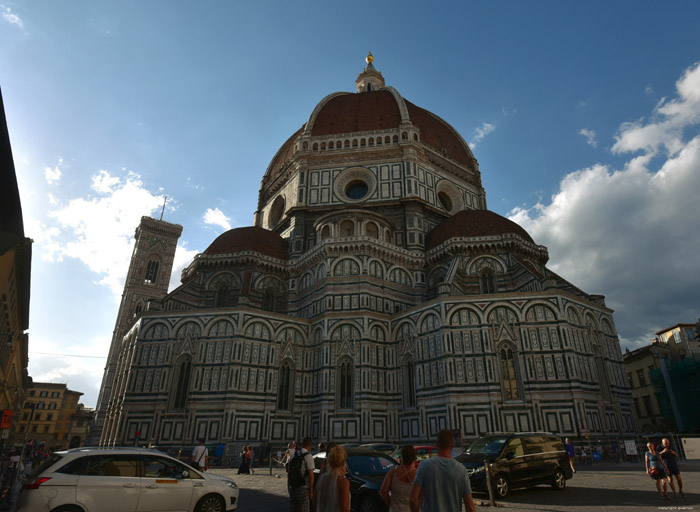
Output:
[16,447,239,512]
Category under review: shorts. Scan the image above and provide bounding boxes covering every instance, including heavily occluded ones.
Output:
[650,468,667,480]
[666,465,680,477]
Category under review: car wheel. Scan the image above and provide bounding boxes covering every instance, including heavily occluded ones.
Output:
[194,494,225,512]
[551,468,566,490]
[494,474,509,498]
[359,495,380,512]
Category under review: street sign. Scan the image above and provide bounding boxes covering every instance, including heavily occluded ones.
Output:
[1,429,8,439]
[0,410,13,429]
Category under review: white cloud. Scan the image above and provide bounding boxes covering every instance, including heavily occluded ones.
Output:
[578,128,598,148]
[203,207,232,230]
[40,170,165,298]
[510,61,700,349]
[613,61,700,157]
[44,165,62,184]
[469,122,496,148]
[1,3,23,29]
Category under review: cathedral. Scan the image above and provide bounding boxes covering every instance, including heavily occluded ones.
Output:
[92,55,635,448]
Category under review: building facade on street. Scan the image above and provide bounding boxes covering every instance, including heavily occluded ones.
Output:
[17,383,86,449]
[623,320,700,433]
[95,56,635,448]
[0,88,32,447]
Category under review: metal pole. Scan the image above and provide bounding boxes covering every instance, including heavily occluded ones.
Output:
[484,459,495,506]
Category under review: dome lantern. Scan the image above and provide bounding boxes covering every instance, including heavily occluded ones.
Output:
[355,52,385,93]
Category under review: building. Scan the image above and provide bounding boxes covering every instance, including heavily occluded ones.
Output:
[17,383,84,449]
[0,87,32,447]
[655,323,700,360]
[623,341,671,432]
[623,319,700,433]
[68,405,94,448]
[96,56,635,448]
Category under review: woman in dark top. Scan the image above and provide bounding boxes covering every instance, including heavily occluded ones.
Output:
[645,442,670,500]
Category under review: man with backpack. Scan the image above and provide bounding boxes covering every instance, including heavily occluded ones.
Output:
[288,437,315,512]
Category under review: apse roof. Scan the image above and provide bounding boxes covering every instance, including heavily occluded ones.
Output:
[204,226,288,260]
[426,209,535,250]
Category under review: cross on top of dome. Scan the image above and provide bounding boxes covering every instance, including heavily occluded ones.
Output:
[356,51,385,93]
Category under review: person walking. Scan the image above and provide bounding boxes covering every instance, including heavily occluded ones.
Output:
[565,438,576,474]
[410,430,475,512]
[282,442,295,472]
[315,445,350,512]
[248,446,255,474]
[645,442,671,500]
[381,445,417,512]
[190,439,208,472]
[288,437,315,512]
[237,445,250,474]
[660,438,685,498]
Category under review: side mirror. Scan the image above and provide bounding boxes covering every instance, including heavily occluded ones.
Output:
[505,451,515,460]
[182,470,189,478]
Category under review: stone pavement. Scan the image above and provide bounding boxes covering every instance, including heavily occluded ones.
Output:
[209,461,700,511]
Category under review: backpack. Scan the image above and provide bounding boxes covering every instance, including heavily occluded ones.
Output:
[287,450,307,488]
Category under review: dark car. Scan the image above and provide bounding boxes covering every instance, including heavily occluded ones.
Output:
[359,443,397,455]
[313,447,397,512]
[456,432,572,498]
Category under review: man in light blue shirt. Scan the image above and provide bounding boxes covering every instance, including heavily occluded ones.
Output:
[410,430,475,512]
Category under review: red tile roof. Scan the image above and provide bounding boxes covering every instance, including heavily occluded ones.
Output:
[204,226,288,260]
[311,90,401,136]
[426,209,534,250]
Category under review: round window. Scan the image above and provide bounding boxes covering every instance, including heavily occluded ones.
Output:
[345,180,368,200]
[438,191,453,212]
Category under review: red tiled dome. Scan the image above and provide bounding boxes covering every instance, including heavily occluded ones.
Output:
[204,226,288,260]
[426,210,535,250]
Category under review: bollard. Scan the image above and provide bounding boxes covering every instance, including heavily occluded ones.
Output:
[269,448,273,476]
[485,459,495,507]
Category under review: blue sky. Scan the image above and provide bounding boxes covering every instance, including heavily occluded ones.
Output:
[2,1,699,407]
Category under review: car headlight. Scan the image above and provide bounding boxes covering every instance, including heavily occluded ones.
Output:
[222,479,238,489]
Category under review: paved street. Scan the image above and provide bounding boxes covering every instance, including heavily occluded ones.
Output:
[209,461,700,512]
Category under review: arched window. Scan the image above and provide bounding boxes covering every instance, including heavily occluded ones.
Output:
[172,356,192,410]
[340,220,354,237]
[366,222,378,239]
[403,357,416,409]
[262,287,277,312]
[320,225,331,240]
[593,346,612,403]
[145,259,160,284]
[480,269,497,294]
[499,347,520,400]
[367,83,372,91]
[277,361,294,411]
[215,285,229,307]
[338,359,354,409]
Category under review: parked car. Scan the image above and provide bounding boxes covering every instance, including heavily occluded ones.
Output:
[389,445,438,466]
[456,432,572,498]
[313,447,397,512]
[16,446,239,512]
[358,443,397,455]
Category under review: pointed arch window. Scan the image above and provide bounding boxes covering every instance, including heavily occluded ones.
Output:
[145,260,160,284]
[593,346,612,403]
[171,356,192,410]
[215,285,229,307]
[277,361,294,411]
[262,287,277,312]
[499,346,520,400]
[403,357,416,409]
[338,359,354,409]
[480,269,497,294]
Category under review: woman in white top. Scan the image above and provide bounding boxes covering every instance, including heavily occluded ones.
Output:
[315,446,350,512]
[381,445,417,512]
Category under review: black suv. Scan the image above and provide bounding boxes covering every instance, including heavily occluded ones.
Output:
[456,432,572,498]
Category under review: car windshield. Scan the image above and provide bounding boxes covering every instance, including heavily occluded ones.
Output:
[347,454,395,477]
[465,437,508,456]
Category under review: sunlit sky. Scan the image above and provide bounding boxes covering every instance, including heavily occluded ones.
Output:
[2,1,699,407]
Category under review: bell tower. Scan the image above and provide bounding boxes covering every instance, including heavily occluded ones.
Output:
[88,215,182,445]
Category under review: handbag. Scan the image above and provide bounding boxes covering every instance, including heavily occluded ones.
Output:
[649,466,659,476]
